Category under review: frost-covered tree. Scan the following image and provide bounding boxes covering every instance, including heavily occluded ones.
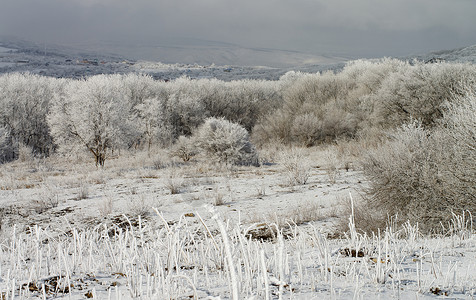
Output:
[163,82,208,138]
[340,58,407,95]
[0,73,59,156]
[48,75,137,167]
[436,87,476,208]
[134,97,170,152]
[253,71,358,146]
[122,73,161,148]
[161,76,281,138]
[370,62,476,128]
[121,73,157,108]
[221,79,281,131]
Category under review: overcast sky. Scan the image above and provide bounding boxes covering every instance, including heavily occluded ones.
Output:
[1,0,475,59]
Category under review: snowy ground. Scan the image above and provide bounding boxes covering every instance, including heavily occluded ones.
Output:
[0,147,355,235]
[1,147,475,299]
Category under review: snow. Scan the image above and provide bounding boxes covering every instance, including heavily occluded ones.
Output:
[0,46,15,53]
[0,62,16,68]
[1,148,475,299]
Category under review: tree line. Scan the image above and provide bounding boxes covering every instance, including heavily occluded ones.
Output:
[0,59,475,167]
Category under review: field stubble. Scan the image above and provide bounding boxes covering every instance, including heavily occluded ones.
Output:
[0,148,475,299]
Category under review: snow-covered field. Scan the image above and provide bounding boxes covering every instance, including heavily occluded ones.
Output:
[0,46,16,53]
[0,62,16,68]
[1,147,475,299]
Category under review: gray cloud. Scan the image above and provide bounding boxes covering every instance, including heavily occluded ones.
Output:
[1,0,475,58]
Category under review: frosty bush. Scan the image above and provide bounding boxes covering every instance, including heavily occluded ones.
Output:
[17,142,34,163]
[436,88,476,211]
[362,88,476,231]
[170,136,198,162]
[362,122,436,223]
[194,117,259,166]
[253,71,359,146]
[290,113,321,147]
[279,148,311,186]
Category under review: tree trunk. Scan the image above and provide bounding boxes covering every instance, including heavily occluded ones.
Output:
[95,152,106,167]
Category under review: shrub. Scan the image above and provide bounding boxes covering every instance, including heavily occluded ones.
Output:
[362,121,443,230]
[361,89,476,232]
[32,184,60,214]
[127,194,153,217]
[166,167,185,195]
[290,113,321,147]
[170,136,198,162]
[334,196,388,236]
[17,143,34,163]
[323,149,340,184]
[279,148,311,186]
[194,117,259,166]
[253,60,476,147]
[252,109,293,146]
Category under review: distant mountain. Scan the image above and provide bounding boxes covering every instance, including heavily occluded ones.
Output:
[0,36,348,79]
[67,38,349,68]
[0,36,133,78]
[0,36,474,80]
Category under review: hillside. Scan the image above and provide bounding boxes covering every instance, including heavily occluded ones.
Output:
[0,36,132,79]
[0,36,474,81]
[410,44,476,64]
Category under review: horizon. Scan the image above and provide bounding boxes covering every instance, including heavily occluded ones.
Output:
[1,0,475,65]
